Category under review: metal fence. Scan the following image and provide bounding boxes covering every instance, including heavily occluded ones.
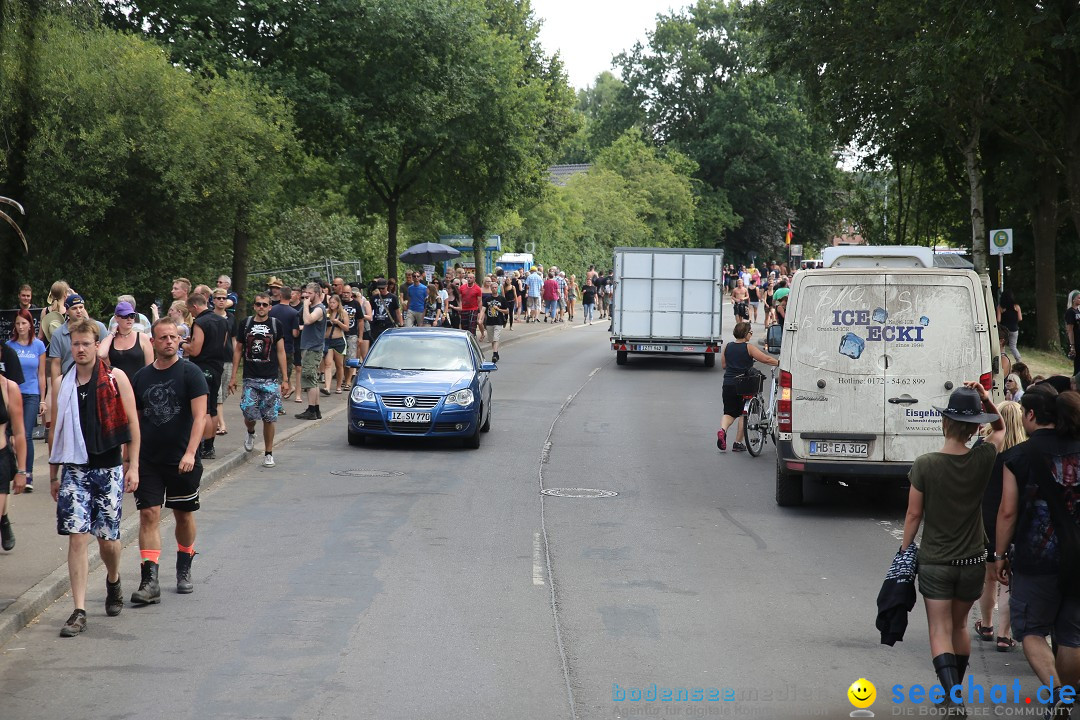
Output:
[247,259,363,291]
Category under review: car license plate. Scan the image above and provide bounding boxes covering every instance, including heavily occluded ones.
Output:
[390,412,431,423]
[809,441,869,458]
[635,344,664,351]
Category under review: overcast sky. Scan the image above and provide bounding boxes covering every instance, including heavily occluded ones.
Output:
[531,0,683,90]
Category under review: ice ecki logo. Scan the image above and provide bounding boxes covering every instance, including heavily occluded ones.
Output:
[832,309,929,360]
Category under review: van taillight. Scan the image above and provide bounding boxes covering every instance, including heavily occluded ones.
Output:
[778,370,793,433]
[979,372,992,391]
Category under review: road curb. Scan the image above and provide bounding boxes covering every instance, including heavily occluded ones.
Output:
[0,402,347,648]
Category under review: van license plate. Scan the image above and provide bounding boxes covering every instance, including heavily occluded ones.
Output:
[390,412,431,423]
[809,441,869,458]
[635,345,664,351]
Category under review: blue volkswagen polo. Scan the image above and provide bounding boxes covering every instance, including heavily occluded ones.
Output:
[347,328,496,448]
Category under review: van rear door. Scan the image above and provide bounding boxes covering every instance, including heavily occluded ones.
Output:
[789,274,887,462]
[882,273,986,462]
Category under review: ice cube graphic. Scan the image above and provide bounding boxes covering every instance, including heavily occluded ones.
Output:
[919,316,930,326]
[839,332,865,359]
[872,307,888,324]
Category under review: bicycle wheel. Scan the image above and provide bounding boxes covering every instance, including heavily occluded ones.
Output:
[745,395,766,457]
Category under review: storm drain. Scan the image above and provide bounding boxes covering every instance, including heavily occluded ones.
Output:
[540,488,618,499]
[330,469,406,478]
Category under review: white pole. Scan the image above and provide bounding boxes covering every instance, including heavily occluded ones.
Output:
[999,255,1004,293]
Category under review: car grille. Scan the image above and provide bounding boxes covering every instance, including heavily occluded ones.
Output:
[387,422,431,434]
[381,394,440,409]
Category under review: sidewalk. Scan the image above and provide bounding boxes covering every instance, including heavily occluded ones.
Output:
[0,314,569,646]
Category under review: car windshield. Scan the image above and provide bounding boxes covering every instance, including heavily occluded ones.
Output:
[364,335,474,372]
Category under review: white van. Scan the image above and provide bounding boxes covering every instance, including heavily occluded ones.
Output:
[771,246,1003,506]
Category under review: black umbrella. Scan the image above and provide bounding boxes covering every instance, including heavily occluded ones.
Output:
[398,242,462,265]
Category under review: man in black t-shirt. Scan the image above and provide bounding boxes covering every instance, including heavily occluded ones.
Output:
[182,292,229,459]
[341,286,363,389]
[130,317,209,604]
[593,274,607,318]
[369,280,401,342]
[482,290,509,363]
[229,293,288,467]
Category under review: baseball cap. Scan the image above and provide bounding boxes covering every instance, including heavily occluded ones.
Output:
[65,294,85,309]
[114,301,136,316]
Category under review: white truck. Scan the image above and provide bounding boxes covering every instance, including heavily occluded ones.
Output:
[609,247,725,367]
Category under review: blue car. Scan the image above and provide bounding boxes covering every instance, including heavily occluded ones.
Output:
[348,327,496,448]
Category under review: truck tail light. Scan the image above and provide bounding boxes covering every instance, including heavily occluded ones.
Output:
[979,372,992,391]
[778,370,792,433]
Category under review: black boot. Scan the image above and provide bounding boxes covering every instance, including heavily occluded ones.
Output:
[176,551,195,594]
[932,653,965,714]
[130,561,161,605]
[0,514,13,551]
[105,577,123,616]
[295,406,319,420]
[956,654,969,682]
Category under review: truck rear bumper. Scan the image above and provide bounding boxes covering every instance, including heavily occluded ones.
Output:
[776,440,912,480]
[611,340,719,354]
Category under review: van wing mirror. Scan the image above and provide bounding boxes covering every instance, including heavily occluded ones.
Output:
[766,324,783,355]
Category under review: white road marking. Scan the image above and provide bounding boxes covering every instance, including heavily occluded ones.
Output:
[533,533,546,586]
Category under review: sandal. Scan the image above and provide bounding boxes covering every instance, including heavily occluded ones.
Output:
[975,620,994,642]
[216,429,228,436]
[996,636,1016,652]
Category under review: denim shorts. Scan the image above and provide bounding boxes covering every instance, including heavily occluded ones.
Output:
[57,464,124,540]
[1010,572,1080,647]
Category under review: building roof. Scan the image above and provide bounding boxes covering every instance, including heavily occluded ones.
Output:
[548,164,592,186]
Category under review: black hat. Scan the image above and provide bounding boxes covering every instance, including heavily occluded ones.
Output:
[933,387,999,424]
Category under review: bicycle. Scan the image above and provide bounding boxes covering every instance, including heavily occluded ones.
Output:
[737,367,778,458]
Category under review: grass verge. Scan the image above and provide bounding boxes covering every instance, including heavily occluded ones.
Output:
[1016,345,1072,379]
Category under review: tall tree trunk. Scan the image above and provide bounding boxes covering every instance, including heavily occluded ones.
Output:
[1031,160,1061,351]
[962,124,989,276]
[386,197,399,282]
[471,215,487,279]
[231,205,249,317]
[1065,95,1080,255]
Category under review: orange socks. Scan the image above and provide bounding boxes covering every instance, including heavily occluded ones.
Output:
[178,543,194,556]
[141,549,161,564]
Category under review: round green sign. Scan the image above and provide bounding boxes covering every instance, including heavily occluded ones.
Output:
[993,231,1010,248]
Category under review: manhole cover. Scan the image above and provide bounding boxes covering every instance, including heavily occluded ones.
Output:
[330,469,406,478]
[541,488,618,499]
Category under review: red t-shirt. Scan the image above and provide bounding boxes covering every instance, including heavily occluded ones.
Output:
[543,278,559,301]
[459,283,483,311]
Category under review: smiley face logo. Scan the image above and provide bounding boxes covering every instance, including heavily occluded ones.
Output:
[848,678,876,709]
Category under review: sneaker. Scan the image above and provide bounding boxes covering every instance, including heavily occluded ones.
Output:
[492,352,500,363]
[105,577,123,616]
[1045,690,1074,720]
[0,514,14,551]
[200,445,216,460]
[295,408,319,420]
[60,609,87,637]
[716,429,727,451]
[263,453,275,468]
[23,478,32,493]
[732,442,746,453]
[244,432,255,452]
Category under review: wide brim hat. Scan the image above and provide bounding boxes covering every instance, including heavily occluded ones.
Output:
[933,387,1000,424]
[266,276,284,288]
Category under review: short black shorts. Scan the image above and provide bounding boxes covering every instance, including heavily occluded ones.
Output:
[293,347,302,367]
[0,445,13,494]
[721,385,744,418]
[135,461,202,512]
[196,366,222,417]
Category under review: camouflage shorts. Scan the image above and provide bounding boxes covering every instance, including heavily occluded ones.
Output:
[57,464,124,540]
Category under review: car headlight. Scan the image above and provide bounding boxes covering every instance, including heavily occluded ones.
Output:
[445,389,474,406]
[350,386,377,403]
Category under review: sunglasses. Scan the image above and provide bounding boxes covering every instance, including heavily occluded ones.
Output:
[215,296,228,300]
[253,302,270,308]
[119,313,137,320]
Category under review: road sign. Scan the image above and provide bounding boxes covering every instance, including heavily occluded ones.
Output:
[788,244,803,258]
[989,228,1013,255]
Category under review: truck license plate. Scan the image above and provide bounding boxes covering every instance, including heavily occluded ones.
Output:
[635,344,664,351]
[809,441,869,458]
[390,412,431,423]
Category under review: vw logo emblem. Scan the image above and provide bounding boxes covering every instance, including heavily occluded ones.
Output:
[403,396,416,408]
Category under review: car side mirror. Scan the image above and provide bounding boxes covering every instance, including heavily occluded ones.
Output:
[480,362,498,372]
[766,324,783,355]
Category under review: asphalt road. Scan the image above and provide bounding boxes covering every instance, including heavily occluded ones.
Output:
[0,316,1053,718]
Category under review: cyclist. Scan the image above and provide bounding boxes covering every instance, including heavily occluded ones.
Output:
[717,321,779,452]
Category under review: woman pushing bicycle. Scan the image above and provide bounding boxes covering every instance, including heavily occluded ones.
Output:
[717,321,779,453]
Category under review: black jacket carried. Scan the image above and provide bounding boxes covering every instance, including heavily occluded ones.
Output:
[876,543,918,646]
